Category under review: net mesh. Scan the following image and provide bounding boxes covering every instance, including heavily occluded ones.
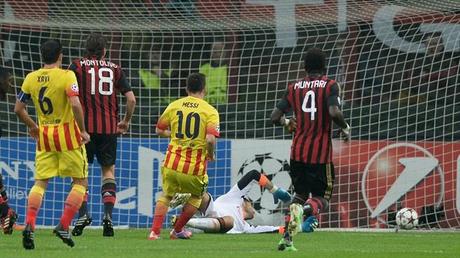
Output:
[0,0,459,229]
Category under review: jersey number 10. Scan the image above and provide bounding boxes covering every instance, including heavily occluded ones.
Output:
[88,67,114,95]
[176,111,201,139]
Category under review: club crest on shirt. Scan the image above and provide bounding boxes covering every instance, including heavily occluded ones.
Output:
[71,83,79,93]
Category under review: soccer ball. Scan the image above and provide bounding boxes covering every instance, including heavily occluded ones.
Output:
[396,208,419,230]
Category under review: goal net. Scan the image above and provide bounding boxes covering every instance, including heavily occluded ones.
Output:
[0,0,459,229]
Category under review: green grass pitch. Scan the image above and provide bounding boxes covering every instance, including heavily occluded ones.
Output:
[1,229,459,258]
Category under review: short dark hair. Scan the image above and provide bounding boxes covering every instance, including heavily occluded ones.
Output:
[186,73,206,93]
[304,47,326,73]
[85,33,106,58]
[40,39,62,64]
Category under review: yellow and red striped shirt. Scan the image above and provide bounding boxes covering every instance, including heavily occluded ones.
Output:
[20,68,82,151]
[157,96,220,176]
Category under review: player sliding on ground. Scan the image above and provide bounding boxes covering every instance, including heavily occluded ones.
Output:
[170,170,291,234]
[149,73,220,240]
[271,48,350,251]
[15,39,90,249]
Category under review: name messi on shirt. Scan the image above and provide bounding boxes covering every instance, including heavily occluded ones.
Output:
[182,102,199,108]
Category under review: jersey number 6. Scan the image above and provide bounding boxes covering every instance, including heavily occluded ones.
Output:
[38,86,53,115]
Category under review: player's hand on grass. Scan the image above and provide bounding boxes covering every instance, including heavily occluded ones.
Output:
[80,131,91,144]
[29,125,39,140]
[117,120,129,135]
[340,123,350,142]
[273,187,291,204]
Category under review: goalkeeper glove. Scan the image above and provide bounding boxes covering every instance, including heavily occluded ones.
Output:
[271,186,291,204]
[340,123,351,142]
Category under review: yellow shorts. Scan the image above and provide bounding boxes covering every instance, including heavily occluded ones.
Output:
[35,146,88,180]
[161,166,208,197]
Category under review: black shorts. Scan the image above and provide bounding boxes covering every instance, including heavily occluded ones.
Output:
[85,134,117,166]
[289,160,335,200]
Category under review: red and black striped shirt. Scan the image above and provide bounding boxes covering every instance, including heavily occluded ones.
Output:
[277,75,341,164]
[69,57,131,134]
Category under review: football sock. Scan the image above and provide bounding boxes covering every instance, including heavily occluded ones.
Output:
[186,218,220,233]
[151,201,169,235]
[283,214,290,238]
[237,170,261,190]
[60,184,86,230]
[0,196,8,218]
[0,183,9,218]
[173,203,197,233]
[304,197,327,217]
[78,190,89,217]
[26,185,45,230]
[0,177,9,218]
[101,178,116,218]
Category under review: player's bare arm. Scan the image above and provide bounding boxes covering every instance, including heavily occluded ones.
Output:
[117,91,136,134]
[14,99,39,140]
[155,126,171,138]
[69,95,90,144]
[206,133,216,161]
[271,108,296,132]
[327,83,350,141]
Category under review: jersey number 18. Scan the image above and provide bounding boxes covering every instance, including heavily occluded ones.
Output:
[88,67,114,95]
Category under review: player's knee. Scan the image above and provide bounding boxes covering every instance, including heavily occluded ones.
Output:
[199,192,211,215]
[158,194,172,206]
[72,178,88,188]
[217,216,234,233]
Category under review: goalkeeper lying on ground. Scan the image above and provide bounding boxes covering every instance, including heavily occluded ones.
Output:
[171,170,291,234]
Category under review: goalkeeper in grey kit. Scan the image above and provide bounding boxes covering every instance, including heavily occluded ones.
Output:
[171,170,292,234]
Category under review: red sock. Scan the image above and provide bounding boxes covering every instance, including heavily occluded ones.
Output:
[60,185,85,230]
[0,196,9,218]
[174,204,197,233]
[305,197,324,216]
[26,185,45,230]
[151,202,168,235]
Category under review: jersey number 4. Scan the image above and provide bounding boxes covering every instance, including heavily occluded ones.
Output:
[88,67,114,95]
[302,90,317,120]
[176,111,200,139]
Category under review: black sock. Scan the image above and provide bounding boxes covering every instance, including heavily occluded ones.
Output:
[101,179,116,218]
[0,177,9,218]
